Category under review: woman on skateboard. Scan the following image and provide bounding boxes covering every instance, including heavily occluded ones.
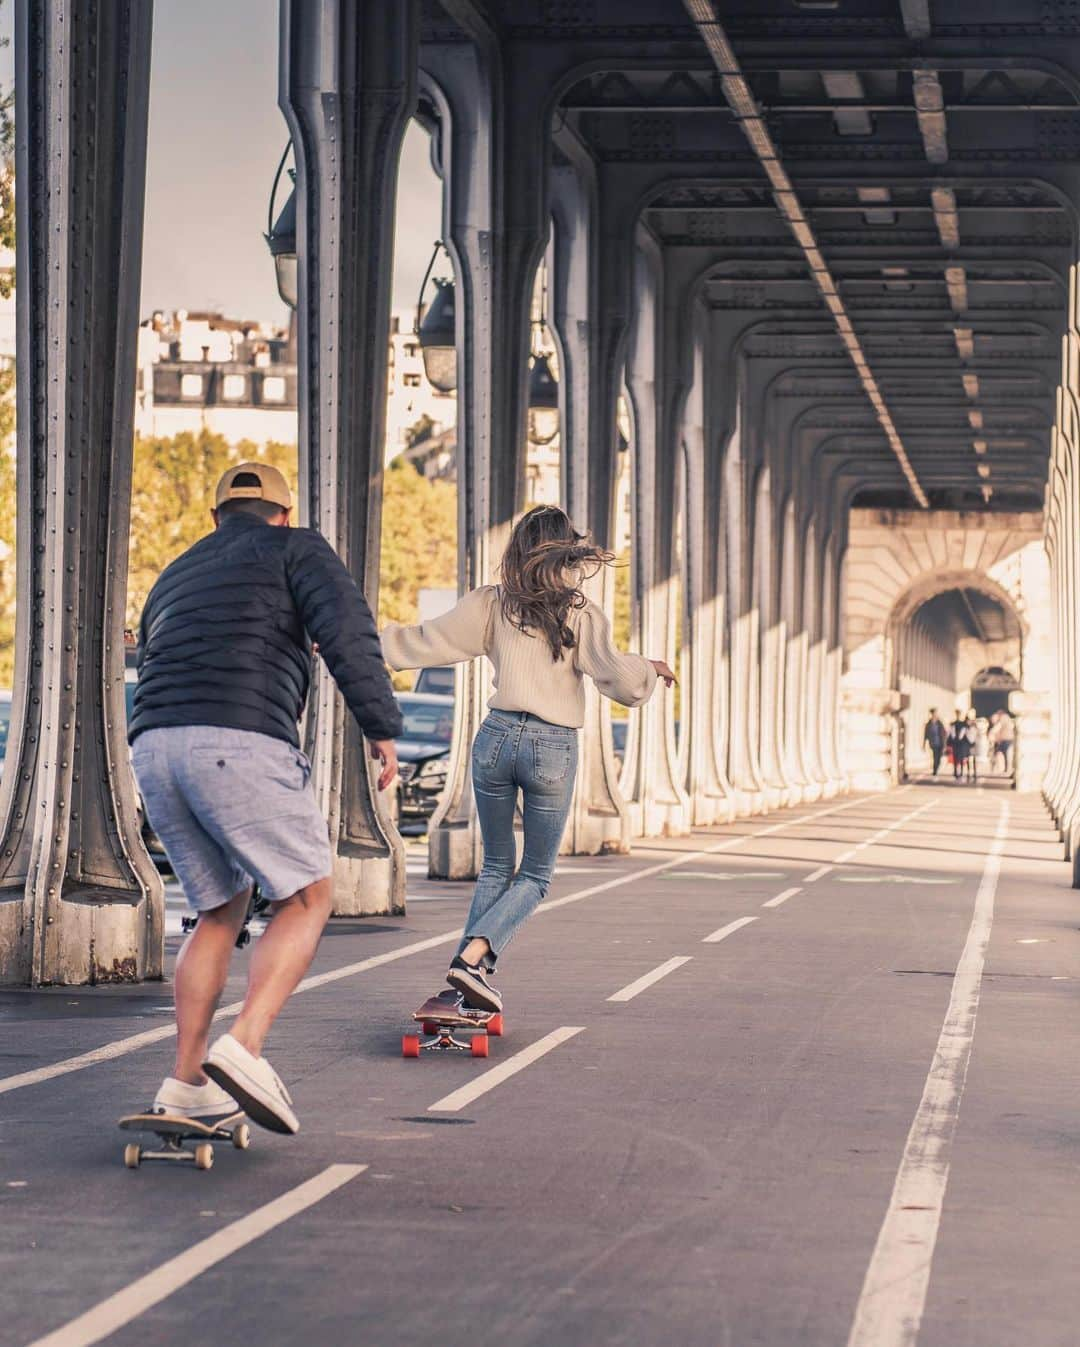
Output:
[382,505,673,1012]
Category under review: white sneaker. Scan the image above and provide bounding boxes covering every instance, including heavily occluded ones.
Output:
[152,1076,237,1122]
[202,1033,299,1135]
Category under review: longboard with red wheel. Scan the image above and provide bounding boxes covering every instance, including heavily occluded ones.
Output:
[118,1110,250,1171]
[402,989,505,1059]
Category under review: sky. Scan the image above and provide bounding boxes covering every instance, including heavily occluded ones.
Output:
[1,0,443,327]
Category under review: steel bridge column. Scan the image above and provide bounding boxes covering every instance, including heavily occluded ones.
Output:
[622,235,690,837]
[723,363,766,815]
[549,146,632,855]
[0,0,162,986]
[421,33,550,878]
[280,0,416,916]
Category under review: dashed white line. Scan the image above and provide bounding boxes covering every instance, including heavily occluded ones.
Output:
[428,1026,585,1114]
[702,916,759,944]
[0,791,894,1099]
[845,802,1009,1347]
[607,956,693,1003]
[762,886,802,909]
[537,793,878,916]
[26,1164,367,1347]
[804,865,834,884]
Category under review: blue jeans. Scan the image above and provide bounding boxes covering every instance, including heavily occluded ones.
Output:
[457,711,579,961]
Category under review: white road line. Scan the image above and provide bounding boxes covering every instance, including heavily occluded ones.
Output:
[702,916,758,944]
[845,801,1009,1347]
[428,1026,584,1114]
[0,931,463,1097]
[762,886,802,909]
[25,1164,366,1347]
[804,865,834,883]
[607,956,692,1003]
[0,791,890,1099]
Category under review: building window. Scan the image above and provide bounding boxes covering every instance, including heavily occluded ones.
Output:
[223,374,246,401]
[262,375,287,403]
[180,373,203,399]
[403,373,421,388]
[403,342,418,357]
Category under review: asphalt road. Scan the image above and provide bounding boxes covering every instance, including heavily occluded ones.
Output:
[2,781,1078,1347]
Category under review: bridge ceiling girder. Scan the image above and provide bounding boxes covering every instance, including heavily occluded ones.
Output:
[419,0,1080,512]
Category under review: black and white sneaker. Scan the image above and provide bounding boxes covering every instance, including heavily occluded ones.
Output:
[446,956,503,1013]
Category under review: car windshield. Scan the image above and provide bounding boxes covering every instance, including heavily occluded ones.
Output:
[398,701,453,743]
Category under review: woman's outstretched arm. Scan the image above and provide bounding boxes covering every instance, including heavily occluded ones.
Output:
[381,585,495,671]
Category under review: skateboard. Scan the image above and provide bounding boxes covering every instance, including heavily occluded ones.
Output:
[118,1110,250,1171]
[402,989,505,1059]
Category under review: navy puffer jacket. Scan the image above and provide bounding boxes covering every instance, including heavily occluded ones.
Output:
[129,513,402,748]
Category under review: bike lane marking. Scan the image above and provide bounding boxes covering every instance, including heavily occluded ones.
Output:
[25,1164,367,1347]
[428,1026,585,1114]
[607,956,693,1002]
[759,797,936,906]
[844,801,1009,1347]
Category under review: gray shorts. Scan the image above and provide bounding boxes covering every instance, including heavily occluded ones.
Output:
[131,725,333,913]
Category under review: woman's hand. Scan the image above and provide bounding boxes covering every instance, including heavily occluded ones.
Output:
[649,659,677,688]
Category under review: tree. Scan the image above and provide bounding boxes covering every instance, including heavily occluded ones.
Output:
[127,431,298,623]
[377,459,457,686]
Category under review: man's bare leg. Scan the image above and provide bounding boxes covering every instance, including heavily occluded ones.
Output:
[227,875,334,1059]
[173,887,251,1084]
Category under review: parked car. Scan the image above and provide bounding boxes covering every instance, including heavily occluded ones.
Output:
[0,688,11,768]
[395,691,454,835]
[414,665,454,696]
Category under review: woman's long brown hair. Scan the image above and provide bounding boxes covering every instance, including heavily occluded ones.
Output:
[498,506,613,661]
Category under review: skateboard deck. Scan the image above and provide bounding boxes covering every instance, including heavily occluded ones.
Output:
[118,1110,250,1170]
[402,989,505,1058]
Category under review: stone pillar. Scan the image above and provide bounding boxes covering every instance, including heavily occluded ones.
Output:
[420,34,550,878]
[280,0,417,916]
[0,1,163,986]
[549,141,633,855]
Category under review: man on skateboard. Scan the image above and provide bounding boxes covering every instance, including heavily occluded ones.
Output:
[129,461,402,1134]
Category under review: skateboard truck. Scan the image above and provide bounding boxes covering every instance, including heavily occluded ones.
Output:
[118,1110,251,1172]
[402,989,504,1059]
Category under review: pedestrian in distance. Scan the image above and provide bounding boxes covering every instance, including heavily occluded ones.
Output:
[966,710,980,783]
[922,707,946,776]
[947,708,971,783]
[990,708,1016,775]
[381,505,674,1014]
[129,462,402,1135]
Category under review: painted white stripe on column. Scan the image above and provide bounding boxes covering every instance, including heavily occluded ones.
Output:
[26,1164,367,1347]
[428,1027,584,1114]
[762,886,802,909]
[845,802,1009,1347]
[607,956,692,1003]
[702,915,758,944]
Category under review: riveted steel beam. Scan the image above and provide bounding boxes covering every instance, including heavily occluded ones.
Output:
[0,0,163,986]
[280,0,418,915]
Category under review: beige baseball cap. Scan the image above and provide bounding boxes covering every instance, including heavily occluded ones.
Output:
[215,461,293,511]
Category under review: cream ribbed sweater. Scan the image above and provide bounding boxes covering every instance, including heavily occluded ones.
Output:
[381,585,657,729]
